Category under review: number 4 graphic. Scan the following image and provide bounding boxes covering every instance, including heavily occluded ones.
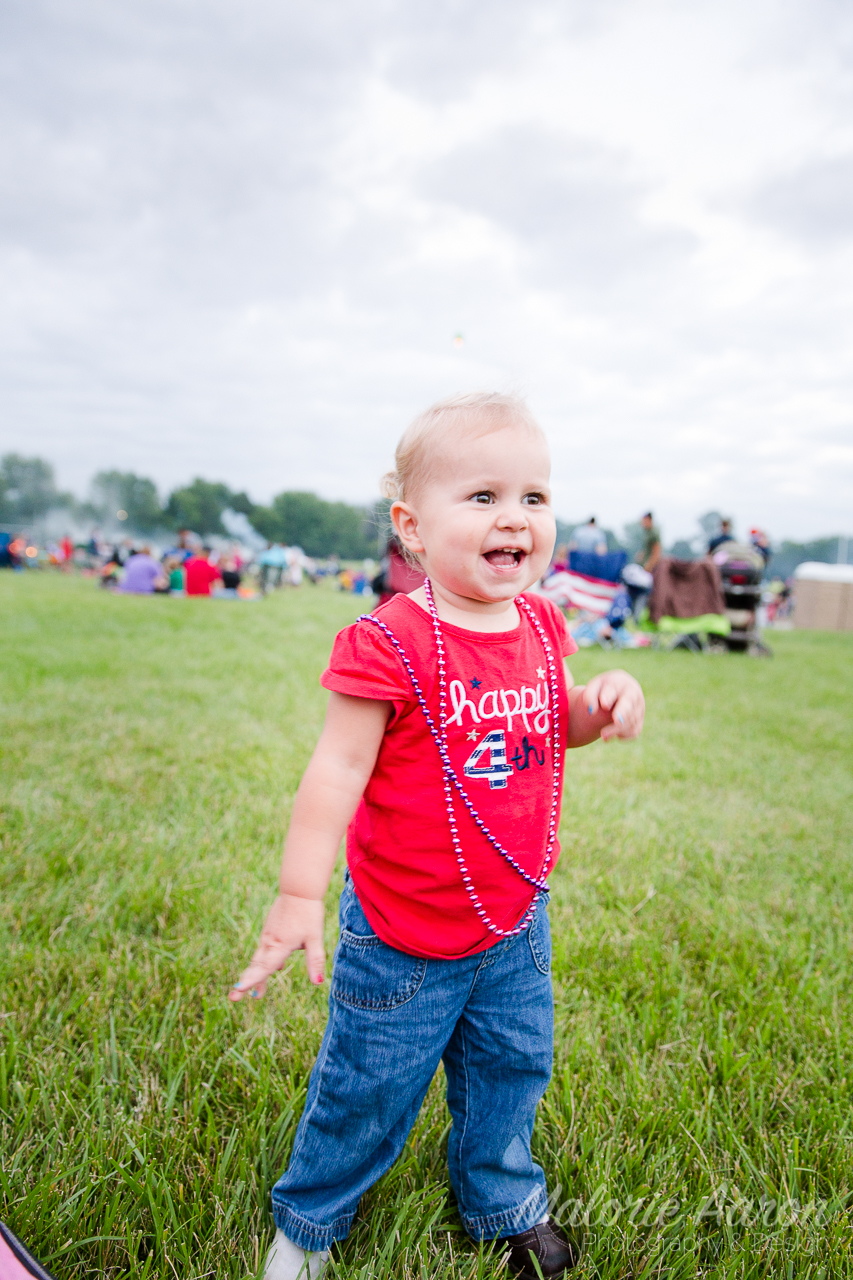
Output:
[463,730,513,789]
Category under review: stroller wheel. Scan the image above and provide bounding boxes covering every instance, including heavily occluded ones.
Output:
[748,639,773,658]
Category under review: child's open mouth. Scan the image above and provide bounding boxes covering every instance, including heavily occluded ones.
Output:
[483,548,525,569]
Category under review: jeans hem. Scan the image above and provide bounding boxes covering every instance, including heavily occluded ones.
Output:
[271,1203,354,1251]
[463,1184,549,1241]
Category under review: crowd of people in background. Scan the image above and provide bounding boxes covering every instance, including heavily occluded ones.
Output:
[0,513,791,627]
[534,510,790,652]
[95,529,255,597]
[102,532,351,597]
[0,525,379,600]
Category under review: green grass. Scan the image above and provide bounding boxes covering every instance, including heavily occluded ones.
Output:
[1,573,852,1278]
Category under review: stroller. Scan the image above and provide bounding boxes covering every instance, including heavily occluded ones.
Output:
[711,542,772,656]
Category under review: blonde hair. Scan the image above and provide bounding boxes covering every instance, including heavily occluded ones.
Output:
[381,391,544,502]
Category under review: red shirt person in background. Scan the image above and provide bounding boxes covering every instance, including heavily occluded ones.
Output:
[184,549,221,596]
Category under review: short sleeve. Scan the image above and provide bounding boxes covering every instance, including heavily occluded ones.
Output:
[526,592,578,657]
[321,618,414,705]
[560,616,579,657]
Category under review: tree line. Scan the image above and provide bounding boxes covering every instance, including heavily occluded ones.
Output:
[0,454,386,559]
[1,453,845,571]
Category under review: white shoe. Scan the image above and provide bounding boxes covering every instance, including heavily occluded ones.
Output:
[263,1228,329,1280]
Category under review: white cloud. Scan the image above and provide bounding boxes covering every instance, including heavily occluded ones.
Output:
[0,0,851,541]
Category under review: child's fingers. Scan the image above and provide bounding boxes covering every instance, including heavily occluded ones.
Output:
[229,940,291,1000]
[598,684,619,711]
[304,935,327,986]
[229,933,326,1001]
[584,674,619,716]
[583,675,603,716]
[230,976,268,1000]
[600,690,645,740]
[229,961,274,1001]
[586,673,628,713]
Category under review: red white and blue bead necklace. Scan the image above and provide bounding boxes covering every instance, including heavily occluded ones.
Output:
[358,578,563,938]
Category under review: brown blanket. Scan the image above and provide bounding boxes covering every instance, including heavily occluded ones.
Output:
[649,556,726,623]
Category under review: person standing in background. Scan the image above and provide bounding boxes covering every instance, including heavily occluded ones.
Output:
[636,512,661,572]
[749,528,772,565]
[568,517,606,555]
[259,543,287,593]
[707,518,734,554]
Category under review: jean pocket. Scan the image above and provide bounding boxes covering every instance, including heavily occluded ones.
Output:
[332,931,427,1011]
[338,879,377,939]
[527,898,551,975]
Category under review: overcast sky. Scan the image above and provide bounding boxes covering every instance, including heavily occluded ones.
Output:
[1,0,852,541]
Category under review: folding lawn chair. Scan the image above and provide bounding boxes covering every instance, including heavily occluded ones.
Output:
[645,557,732,653]
[539,550,627,616]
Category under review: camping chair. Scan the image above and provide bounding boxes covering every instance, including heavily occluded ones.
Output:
[645,557,731,653]
[539,550,627,615]
[652,613,731,652]
[538,551,634,649]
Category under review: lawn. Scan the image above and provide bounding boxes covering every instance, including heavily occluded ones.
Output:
[1,573,852,1279]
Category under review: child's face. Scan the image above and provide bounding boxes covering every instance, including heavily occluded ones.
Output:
[393,422,556,606]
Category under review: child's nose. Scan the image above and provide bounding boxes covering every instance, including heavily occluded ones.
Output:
[496,504,528,529]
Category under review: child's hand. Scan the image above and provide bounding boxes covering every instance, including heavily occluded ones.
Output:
[584,669,645,741]
[229,893,326,1000]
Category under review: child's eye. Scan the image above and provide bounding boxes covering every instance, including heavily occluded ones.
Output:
[522,492,546,506]
[471,492,494,504]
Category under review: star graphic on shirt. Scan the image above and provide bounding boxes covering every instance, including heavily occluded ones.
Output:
[470,677,482,689]
[536,666,546,680]
[467,729,479,741]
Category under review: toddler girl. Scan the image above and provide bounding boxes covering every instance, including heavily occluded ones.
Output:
[231,392,645,1279]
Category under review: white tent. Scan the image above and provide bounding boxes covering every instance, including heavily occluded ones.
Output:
[793,562,853,630]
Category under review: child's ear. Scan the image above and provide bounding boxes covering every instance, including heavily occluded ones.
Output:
[390,501,425,555]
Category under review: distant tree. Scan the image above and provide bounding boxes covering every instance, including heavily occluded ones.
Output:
[662,511,728,560]
[164,479,254,536]
[697,510,727,538]
[363,498,393,555]
[0,454,67,523]
[770,536,844,580]
[668,539,695,560]
[92,470,163,533]
[226,490,255,518]
[621,521,646,560]
[252,491,374,558]
[553,519,575,549]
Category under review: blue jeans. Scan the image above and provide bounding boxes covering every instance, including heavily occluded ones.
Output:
[272,875,554,1251]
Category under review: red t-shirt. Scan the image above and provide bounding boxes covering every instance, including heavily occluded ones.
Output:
[321,592,578,959]
[184,557,221,596]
